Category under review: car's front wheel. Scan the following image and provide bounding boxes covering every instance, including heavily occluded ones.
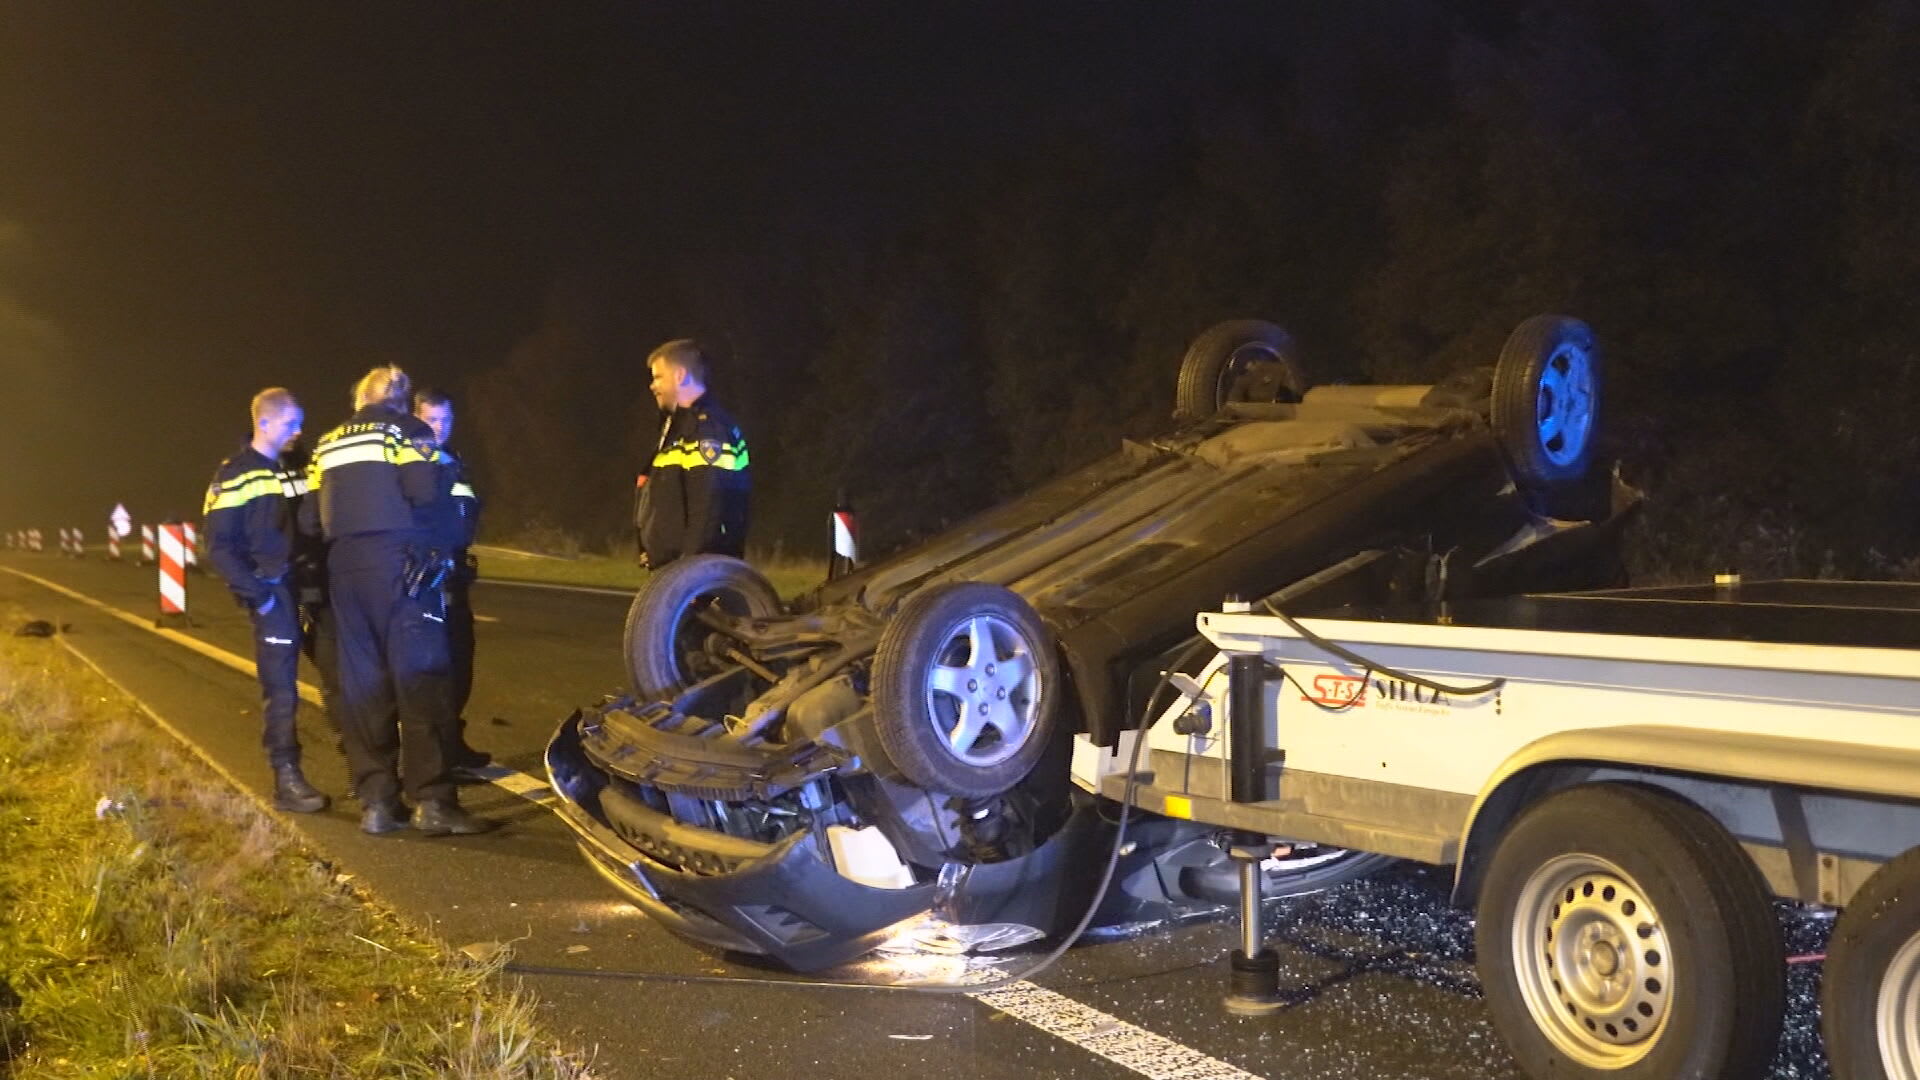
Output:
[870,582,1060,799]
[623,555,782,700]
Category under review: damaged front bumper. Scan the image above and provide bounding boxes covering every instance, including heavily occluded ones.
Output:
[545,707,1113,972]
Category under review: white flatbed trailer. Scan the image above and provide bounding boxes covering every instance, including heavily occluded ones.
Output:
[1077,578,1920,1080]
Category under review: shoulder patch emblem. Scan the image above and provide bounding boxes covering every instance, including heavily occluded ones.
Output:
[698,437,723,464]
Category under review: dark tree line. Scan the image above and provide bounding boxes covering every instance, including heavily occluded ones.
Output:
[463,1,1920,581]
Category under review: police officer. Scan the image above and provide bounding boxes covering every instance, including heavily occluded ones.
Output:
[309,365,494,836]
[203,387,329,813]
[413,386,491,778]
[635,339,751,568]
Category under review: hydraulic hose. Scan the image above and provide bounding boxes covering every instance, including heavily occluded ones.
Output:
[1259,598,1504,697]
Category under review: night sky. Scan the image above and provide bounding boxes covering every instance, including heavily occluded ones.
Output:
[2,2,1301,529]
[6,3,1916,576]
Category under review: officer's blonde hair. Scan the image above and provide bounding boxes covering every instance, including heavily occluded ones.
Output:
[648,339,708,387]
[250,387,298,425]
[353,365,411,410]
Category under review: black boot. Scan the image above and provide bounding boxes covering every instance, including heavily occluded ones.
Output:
[413,799,498,836]
[272,764,330,813]
[360,800,410,835]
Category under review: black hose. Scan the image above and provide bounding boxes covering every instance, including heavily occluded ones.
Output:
[1258,599,1504,697]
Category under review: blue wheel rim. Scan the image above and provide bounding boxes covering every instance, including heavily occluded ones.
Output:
[1536,341,1596,468]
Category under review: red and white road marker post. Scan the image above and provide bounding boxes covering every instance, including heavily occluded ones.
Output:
[182,522,201,574]
[28,528,43,553]
[106,528,122,561]
[156,523,191,627]
[107,503,130,561]
[139,524,156,565]
[828,492,860,581]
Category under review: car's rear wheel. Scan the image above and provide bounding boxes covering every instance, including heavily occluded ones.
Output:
[1491,314,1602,499]
[870,582,1060,798]
[1174,319,1311,422]
[1475,784,1784,1080]
[623,555,782,700]
[1823,846,1920,1080]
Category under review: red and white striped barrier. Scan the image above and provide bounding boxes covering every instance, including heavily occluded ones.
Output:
[61,527,85,558]
[27,528,42,553]
[139,524,156,565]
[106,528,122,561]
[157,523,189,619]
[182,522,200,572]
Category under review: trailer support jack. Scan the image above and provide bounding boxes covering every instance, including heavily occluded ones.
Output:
[1222,838,1283,1016]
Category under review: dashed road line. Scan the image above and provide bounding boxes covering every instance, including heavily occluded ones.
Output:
[972,983,1266,1080]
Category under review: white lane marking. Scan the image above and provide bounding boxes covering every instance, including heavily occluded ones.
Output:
[473,614,501,623]
[1,565,555,805]
[474,578,632,598]
[470,543,573,562]
[971,983,1265,1080]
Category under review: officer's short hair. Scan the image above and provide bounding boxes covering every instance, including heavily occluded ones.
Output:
[251,387,298,425]
[353,365,411,410]
[648,339,708,386]
[413,386,454,412]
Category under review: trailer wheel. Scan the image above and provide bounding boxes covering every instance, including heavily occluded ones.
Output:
[1823,846,1920,1080]
[1475,784,1784,1080]
[871,582,1059,798]
[623,555,782,700]
[1173,319,1310,422]
[1491,314,1601,501]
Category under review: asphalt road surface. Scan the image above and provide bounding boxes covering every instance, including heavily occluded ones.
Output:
[0,551,1834,1080]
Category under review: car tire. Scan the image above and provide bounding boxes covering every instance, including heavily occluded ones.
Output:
[623,555,781,700]
[1173,319,1310,422]
[870,582,1060,798]
[1491,314,1602,502]
[1822,845,1920,1080]
[1474,783,1784,1080]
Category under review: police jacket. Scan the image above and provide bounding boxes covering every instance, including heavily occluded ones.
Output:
[308,404,440,545]
[202,446,305,605]
[634,394,750,565]
[428,447,482,553]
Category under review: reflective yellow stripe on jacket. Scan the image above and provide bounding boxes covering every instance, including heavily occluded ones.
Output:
[652,440,750,472]
[202,468,281,513]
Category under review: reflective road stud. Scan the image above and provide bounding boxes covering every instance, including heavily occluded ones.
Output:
[157,523,189,625]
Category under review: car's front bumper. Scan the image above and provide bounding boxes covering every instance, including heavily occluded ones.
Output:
[547,709,1125,971]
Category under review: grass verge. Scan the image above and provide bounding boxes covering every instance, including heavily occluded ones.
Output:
[0,610,593,1079]
[471,544,828,600]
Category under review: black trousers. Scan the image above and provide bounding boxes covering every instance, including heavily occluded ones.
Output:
[447,570,475,733]
[300,599,344,743]
[248,584,302,768]
[327,538,454,807]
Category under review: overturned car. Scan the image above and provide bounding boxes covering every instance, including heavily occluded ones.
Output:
[547,314,1630,970]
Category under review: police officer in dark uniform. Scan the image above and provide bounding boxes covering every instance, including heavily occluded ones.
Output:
[414,386,491,777]
[309,365,494,836]
[635,339,750,568]
[203,387,329,813]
